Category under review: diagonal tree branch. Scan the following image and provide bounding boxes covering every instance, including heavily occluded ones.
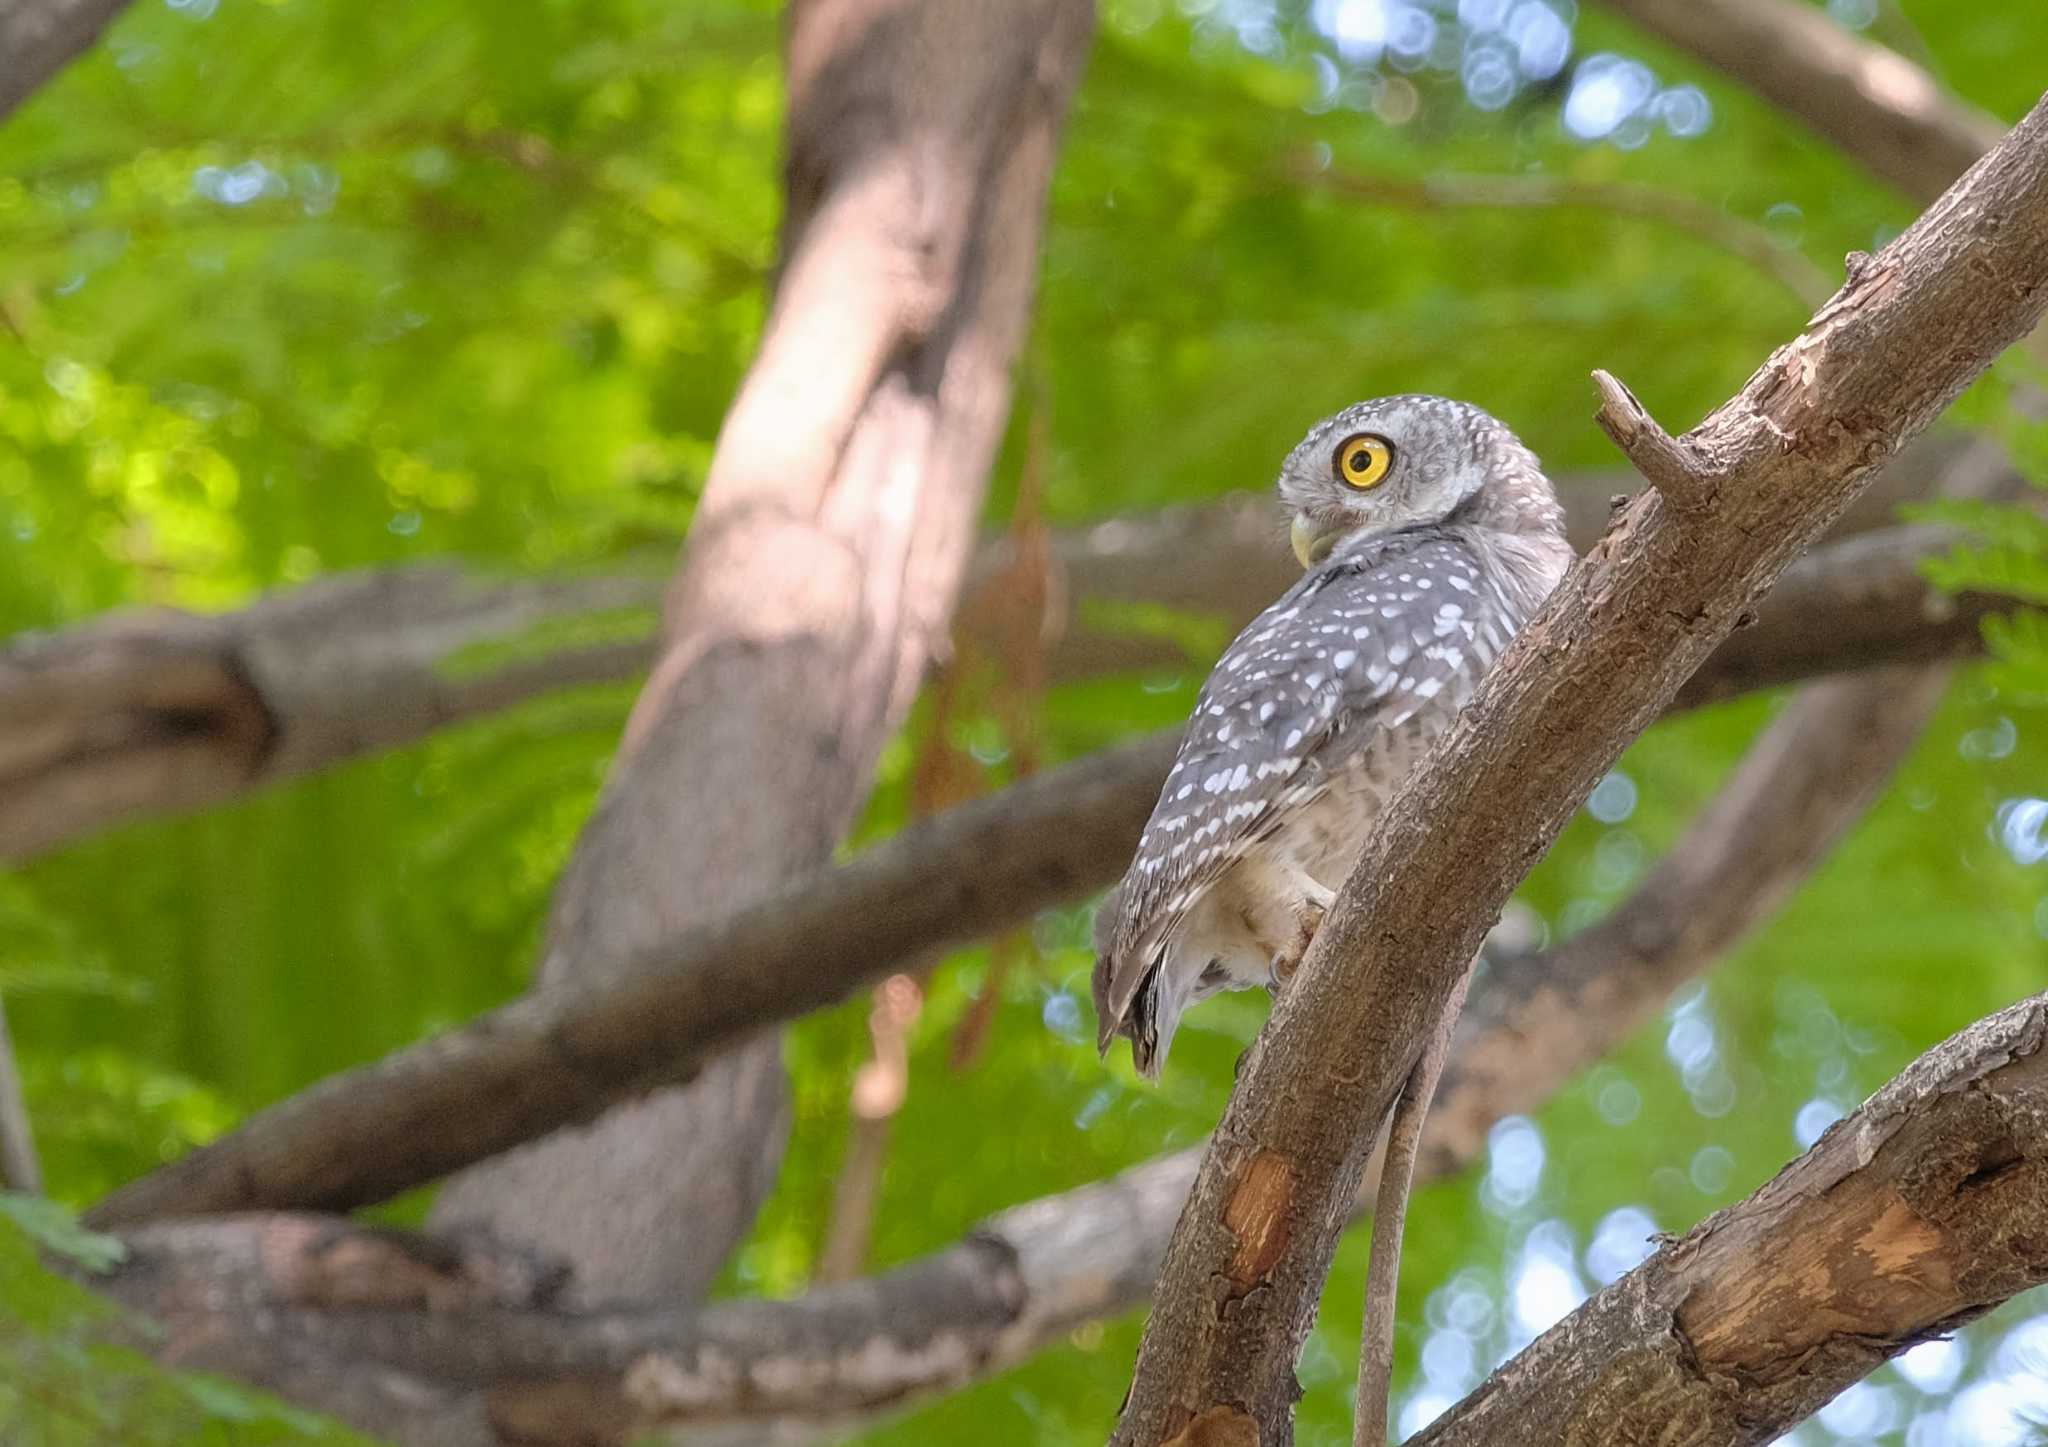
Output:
[0,0,135,123]
[1416,991,2048,1445]
[0,436,1994,865]
[1110,91,2048,1446]
[1596,0,2004,205]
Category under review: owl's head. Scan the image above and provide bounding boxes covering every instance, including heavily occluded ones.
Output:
[1276,395,1563,569]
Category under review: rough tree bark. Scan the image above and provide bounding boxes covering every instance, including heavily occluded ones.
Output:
[425,0,1096,1304]
[1415,992,2048,1446]
[2,444,1978,864]
[0,0,134,121]
[1109,92,2048,1446]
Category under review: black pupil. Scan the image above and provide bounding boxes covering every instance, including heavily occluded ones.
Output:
[1347,444,1371,474]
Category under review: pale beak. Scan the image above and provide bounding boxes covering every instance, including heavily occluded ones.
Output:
[1291,513,1339,570]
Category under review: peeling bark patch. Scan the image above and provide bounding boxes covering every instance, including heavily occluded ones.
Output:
[1222,1151,1296,1292]
[1680,1186,1954,1379]
[1162,1404,1260,1447]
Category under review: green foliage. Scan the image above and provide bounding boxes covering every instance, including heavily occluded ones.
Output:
[2,0,2047,1442]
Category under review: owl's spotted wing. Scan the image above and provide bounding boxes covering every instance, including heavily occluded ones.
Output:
[1096,533,1500,1038]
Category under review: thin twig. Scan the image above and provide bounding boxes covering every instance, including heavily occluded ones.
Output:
[0,992,43,1195]
[1354,965,1471,1447]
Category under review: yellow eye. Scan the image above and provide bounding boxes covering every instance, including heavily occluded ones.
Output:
[1334,433,1393,489]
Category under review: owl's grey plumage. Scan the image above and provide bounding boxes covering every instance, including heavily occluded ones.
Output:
[1093,395,1573,1077]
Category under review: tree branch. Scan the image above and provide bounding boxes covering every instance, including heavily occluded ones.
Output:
[1416,991,2048,1445]
[1591,368,1715,510]
[81,983,2048,1447]
[1596,0,2004,205]
[0,989,41,1193]
[1110,91,2048,1446]
[76,625,1968,1441]
[0,434,1991,864]
[78,509,2022,1231]
[0,0,135,122]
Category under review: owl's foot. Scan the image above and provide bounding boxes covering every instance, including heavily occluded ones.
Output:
[1266,898,1328,992]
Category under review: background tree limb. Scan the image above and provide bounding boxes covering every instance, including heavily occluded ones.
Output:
[1110,91,2048,1446]
[81,984,2048,1447]
[1595,0,2003,205]
[0,434,1992,865]
[0,0,135,122]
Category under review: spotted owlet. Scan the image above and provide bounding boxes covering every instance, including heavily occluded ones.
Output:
[1092,396,1573,1078]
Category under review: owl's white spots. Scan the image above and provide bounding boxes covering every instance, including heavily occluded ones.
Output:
[1097,394,1575,1078]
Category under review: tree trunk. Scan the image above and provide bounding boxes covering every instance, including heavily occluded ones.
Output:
[427,0,1095,1303]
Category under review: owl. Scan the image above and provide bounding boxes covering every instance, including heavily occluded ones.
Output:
[1093,396,1574,1078]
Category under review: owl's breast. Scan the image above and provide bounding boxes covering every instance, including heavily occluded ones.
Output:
[1271,712,1442,893]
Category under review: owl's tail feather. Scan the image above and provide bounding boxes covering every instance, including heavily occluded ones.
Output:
[1127,964,1178,1081]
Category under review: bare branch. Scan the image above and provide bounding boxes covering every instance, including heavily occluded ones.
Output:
[70,622,1962,1443]
[0,991,40,1193]
[1596,0,2003,204]
[1111,92,2048,1446]
[0,433,1992,864]
[0,566,665,863]
[78,506,2023,1231]
[1416,992,2048,1445]
[0,0,135,122]
[81,985,2048,1447]
[1590,369,1713,510]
